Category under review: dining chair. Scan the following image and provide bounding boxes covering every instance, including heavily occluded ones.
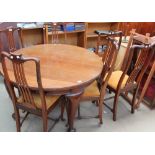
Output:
[105,42,155,121]
[1,51,63,132]
[0,27,24,53]
[131,33,155,108]
[61,37,119,124]
[44,22,67,44]
[0,27,24,103]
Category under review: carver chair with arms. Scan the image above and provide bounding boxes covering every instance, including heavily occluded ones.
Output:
[1,51,63,132]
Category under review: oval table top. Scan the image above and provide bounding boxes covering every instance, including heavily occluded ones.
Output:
[0,44,103,94]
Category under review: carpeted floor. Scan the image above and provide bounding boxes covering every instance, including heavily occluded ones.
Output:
[0,76,155,132]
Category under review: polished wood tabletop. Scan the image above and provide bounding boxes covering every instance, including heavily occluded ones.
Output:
[0,44,103,131]
[0,44,103,93]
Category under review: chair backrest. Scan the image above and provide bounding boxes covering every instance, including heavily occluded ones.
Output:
[99,37,119,87]
[98,37,119,102]
[112,31,123,50]
[44,22,67,44]
[0,27,24,53]
[95,30,123,55]
[133,32,151,45]
[118,43,155,91]
[121,29,136,71]
[1,51,46,110]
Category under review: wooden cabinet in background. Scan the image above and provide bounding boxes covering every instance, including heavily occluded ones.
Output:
[1,22,155,50]
[0,22,120,50]
[21,27,45,47]
[84,22,119,48]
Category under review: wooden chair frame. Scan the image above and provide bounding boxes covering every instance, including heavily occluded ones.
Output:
[1,51,62,132]
[105,43,155,121]
[61,37,119,124]
[122,32,155,109]
[132,34,155,108]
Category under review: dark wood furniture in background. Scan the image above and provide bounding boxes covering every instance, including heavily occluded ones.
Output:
[0,27,24,53]
[0,44,102,131]
[118,22,155,36]
[1,51,62,132]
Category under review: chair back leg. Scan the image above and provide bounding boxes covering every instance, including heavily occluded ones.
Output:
[98,99,103,124]
[60,101,66,121]
[113,91,120,121]
[131,88,139,113]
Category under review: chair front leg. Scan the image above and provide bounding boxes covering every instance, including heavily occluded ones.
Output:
[62,97,70,127]
[42,112,48,132]
[14,107,21,132]
[98,99,103,124]
[113,91,120,121]
[77,105,81,120]
[131,88,138,114]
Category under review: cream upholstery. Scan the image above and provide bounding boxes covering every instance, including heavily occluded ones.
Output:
[83,81,100,97]
[17,94,59,109]
[107,71,129,90]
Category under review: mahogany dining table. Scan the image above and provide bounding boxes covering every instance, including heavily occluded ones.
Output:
[0,44,103,131]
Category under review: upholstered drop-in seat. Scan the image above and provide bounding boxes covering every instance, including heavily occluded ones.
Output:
[83,81,100,97]
[107,71,130,90]
[17,94,59,109]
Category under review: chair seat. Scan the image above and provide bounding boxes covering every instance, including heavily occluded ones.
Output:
[107,71,129,90]
[17,94,60,109]
[83,81,100,98]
